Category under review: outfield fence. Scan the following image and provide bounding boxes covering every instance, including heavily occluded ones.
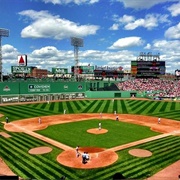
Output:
[0,81,146,103]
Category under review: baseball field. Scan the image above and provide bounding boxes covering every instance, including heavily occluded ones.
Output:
[0,98,180,179]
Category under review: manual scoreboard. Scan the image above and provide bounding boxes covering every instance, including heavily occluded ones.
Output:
[131,60,166,77]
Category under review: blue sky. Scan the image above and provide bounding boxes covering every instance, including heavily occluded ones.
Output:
[1,0,180,74]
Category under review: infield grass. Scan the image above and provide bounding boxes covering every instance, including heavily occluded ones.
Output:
[37,119,160,148]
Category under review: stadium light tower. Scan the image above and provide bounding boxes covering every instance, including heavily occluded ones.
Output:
[0,28,9,82]
[71,37,83,81]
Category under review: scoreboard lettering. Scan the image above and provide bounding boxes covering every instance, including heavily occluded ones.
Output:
[71,66,94,74]
[94,69,124,79]
[131,60,165,77]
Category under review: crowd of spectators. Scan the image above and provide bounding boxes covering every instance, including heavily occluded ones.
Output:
[117,78,180,98]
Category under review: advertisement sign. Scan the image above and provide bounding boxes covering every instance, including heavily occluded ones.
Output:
[71,66,94,74]
[11,66,32,74]
[28,84,51,92]
[52,68,68,74]
[18,55,27,66]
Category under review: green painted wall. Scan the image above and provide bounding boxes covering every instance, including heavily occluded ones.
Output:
[0,81,87,95]
[85,91,144,98]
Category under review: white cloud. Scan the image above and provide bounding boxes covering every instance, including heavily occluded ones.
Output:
[110,13,170,31]
[165,22,180,39]
[41,0,99,5]
[109,23,119,30]
[108,37,144,49]
[116,0,178,9]
[19,10,100,39]
[144,43,151,49]
[2,44,19,59]
[168,2,180,16]
[152,39,180,73]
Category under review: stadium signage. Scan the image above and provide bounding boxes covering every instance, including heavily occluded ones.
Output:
[3,85,10,91]
[71,66,94,74]
[52,68,68,74]
[95,66,123,71]
[64,85,68,90]
[76,93,85,98]
[18,55,27,66]
[2,96,19,103]
[11,66,32,74]
[28,84,50,92]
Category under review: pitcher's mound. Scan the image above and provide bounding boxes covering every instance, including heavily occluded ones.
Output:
[57,147,118,169]
[87,128,108,134]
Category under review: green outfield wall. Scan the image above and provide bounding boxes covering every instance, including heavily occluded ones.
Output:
[85,91,144,98]
[0,81,145,103]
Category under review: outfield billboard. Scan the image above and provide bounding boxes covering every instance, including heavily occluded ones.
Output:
[71,66,94,74]
[28,84,51,92]
[52,68,68,74]
[11,66,32,74]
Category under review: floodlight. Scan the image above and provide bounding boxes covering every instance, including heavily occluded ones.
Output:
[71,37,83,47]
[0,28,9,37]
[70,37,84,81]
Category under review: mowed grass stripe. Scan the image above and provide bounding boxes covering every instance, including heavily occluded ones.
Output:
[127,99,143,106]
[92,100,103,113]
[130,100,146,112]
[81,100,98,113]
[159,101,168,112]
[66,101,75,113]
[11,133,75,178]
[2,138,56,177]
[58,102,63,113]
[62,101,68,114]
[109,142,180,179]
[39,102,48,109]
[12,133,49,149]
[102,100,111,113]
[72,100,81,111]
[170,102,176,111]
[8,105,50,116]
[49,102,55,111]
[0,142,45,179]
[120,100,128,114]
[10,105,53,117]
[138,136,179,151]
[92,136,180,179]
[0,106,28,120]
[113,99,118,113]
[78,100,88,106]
[149,101,165,114]
[146,101,162,114]
[1,137,60,179]
[53,102,59,112]
[27,103,41,108]
[125,146,180,179]
[135,101,154,114]
[162,113,180,120]
[116,100,123,114]
[0,149,34,179]
[107,99,114,113]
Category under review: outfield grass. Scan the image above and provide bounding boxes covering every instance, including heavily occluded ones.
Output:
[0,99,179,122]
[0,99,180,179]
